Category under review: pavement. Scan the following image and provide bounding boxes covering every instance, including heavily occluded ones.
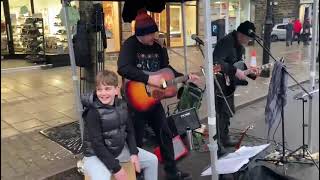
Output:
[1,41,319,180]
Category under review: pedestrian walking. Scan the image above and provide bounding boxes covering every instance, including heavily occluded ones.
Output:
[302,18,311,45]
[286,19,294,46]
[292,18,302,45]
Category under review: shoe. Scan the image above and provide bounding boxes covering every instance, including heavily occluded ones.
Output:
[166,170,192,180]
[222,136,238,147]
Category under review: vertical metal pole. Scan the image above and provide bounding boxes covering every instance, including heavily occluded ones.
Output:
[261,0,274,77]
[181,1,189,74]
[62,0,84,141]
[204,0,218,179]
[307,0,319,152]
[225,0,229,34]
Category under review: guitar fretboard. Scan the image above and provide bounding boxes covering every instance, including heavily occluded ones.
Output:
[165,71,203,87]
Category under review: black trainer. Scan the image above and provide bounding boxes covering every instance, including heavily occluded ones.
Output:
[166,170,192,180]
[222,136,238,147]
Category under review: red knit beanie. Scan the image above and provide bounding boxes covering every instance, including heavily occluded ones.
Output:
[134,9,158,36]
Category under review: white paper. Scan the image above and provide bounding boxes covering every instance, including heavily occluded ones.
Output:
[201,144,270,176]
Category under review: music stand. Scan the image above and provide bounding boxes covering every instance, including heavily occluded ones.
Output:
[251,33,317,167]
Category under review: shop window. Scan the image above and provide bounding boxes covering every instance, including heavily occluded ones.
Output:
[1,1,8,54]
[170,4,196,47]
[8,0,32,54]
[33,0,69,54]
[103,2,120,52]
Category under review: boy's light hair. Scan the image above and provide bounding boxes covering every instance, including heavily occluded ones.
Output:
[95,70,118,87]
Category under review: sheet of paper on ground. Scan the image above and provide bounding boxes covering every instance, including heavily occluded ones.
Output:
[201,144,270,176]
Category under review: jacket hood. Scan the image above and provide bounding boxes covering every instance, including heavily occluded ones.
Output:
[81,92,95,108]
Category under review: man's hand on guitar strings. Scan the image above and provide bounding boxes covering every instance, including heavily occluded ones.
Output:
[235,69,246,80]
[249,66,261,76]
[188,73,200,83]
[148,74,165,88]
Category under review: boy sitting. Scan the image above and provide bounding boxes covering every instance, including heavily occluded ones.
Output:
[81,70,158,180]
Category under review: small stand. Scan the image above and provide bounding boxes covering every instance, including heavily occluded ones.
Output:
[285,91,319,169]
[251,33,318,168]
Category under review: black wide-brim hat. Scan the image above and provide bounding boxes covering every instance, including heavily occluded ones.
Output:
[237,21,256,38]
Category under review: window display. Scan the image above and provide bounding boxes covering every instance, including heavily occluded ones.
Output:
[169,3,196,47]
[22,17,46,63]
[103,2,120,52]
[33,0,68,54]
[9,0,32,54]
[1,1,8,54]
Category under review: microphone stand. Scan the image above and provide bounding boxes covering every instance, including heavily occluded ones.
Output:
[195,41,236,156]
[252,34,316,167]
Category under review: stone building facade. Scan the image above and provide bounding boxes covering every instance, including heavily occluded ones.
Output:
[254,0,300,36]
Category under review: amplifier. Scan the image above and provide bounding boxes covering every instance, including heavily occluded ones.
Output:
[167,107,201,135]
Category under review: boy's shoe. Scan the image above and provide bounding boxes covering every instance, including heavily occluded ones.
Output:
[166,170,192,180]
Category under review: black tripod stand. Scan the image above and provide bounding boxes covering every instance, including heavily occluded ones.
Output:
[250,33,318,167]
[286,91,319,169]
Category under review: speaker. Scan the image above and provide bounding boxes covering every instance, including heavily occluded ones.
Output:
[167,107,201,135]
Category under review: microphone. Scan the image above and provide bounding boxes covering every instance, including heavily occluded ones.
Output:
[248,29,263,41]
[191,34,204,45]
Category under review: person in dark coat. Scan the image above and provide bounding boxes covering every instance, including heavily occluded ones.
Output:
[286,19,294,46]
[302,18,311,45]
[212,21,260,157]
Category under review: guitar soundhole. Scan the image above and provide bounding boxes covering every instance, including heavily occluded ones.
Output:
[152,90,165,99]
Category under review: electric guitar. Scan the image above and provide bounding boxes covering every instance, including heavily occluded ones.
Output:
[235,123,255,149]
[124,68,204,112]
[214,61,273,96]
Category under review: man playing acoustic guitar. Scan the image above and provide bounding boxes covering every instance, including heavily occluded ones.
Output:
[117,9,198,180]
[212,21,260,157]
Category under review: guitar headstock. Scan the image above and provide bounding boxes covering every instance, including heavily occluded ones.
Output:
[260,62,274,70]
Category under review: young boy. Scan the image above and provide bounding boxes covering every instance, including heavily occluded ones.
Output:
[81,70,158,180]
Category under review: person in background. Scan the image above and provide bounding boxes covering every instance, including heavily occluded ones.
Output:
[286,19,294,46]
[302,18,311,46]
[292,18,302,45]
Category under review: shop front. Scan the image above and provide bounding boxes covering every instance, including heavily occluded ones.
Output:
[1,0,75,69]
[210,0,252,34]
[1,1,198,69]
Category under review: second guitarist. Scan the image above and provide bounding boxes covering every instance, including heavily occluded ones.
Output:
[117,9,198,180]
[212,21,260,157]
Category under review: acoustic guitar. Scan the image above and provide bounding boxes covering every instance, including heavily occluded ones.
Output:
[124,68,204,112]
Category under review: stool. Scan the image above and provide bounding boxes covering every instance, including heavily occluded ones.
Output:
[84,162,136,180]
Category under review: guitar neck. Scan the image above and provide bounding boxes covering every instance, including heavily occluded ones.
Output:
[166,71,203,86]
[166,75,189,86]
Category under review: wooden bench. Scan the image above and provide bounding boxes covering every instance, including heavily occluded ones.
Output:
[84,162,136,180]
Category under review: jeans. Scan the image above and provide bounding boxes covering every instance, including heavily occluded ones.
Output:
[129,103,178,174]
[215,94,235,144]
[83,148,158,180]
